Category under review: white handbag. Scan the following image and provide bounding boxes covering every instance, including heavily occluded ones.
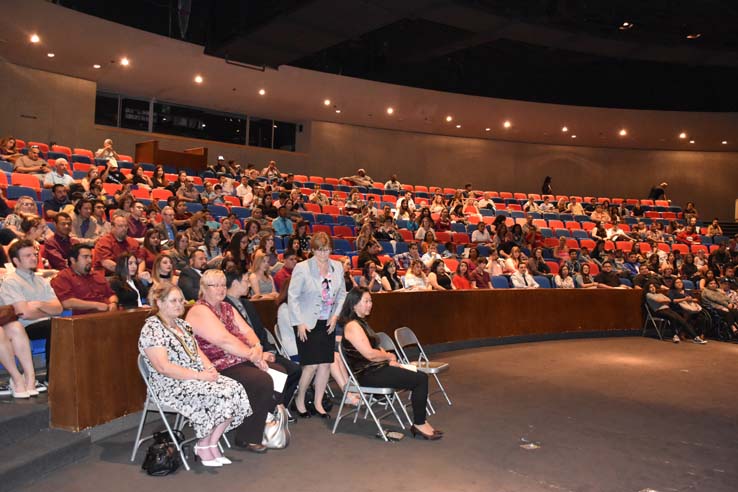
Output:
[262,405,290,449]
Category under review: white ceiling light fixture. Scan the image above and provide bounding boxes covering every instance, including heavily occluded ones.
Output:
[30,34,40,43]
[194,75,203,84]
[323,99,331,106]
[455,124,461,128]
[561,126,568,132]
[445,115,453,122]
[503,120,512,129]
[679,132,687,139]
[120,57,130,66]
[619,129,627,136]
[258,88,266,96]
[571,135,577,139]
[619,21,634,31]
[485,128,491,132]
[93,64,101,69]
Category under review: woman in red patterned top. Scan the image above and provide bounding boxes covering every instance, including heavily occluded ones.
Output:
[185,269,287,453]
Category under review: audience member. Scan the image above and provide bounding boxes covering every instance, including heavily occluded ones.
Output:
[51,243,118,314]
[511,263,539,289]
[178,250,208,301]
[43,212,78,270]
[127,200,148,239]
[43,158,75,189]
[14,145,48,174]
[95,139,120,160]
[43,184,70,220]
[0,240,63,393]
[93,214,141,274]
[274,250,297,292]
[109,253,149,309]
[340,168,374,187]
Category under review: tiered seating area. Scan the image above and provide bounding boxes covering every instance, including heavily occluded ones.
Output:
[3,136,726,288]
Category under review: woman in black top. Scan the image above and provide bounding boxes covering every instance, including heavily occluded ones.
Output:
[428,259,453,290]
[541,176,552,195]
[340,288,441,440]
[151,165,169,189]
[109,253,149,309]
[380,261,403,291]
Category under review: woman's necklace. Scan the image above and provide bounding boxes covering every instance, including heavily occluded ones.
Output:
[158,315,197,361]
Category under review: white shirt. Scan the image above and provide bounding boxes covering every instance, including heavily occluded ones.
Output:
[384,179,403,191]
[511,271,539,289]
[471,229,491,243]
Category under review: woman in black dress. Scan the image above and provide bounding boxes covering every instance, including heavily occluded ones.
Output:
[340,287,442,440]
[109,253,149,308]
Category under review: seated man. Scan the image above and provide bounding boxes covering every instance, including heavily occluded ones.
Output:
[70,199,101,241]
[510,262,540,289]
[95,138,120,160]
[101,158,127,185]
[340,168,374,187]
[607,221,635,242]
[594,261,631,289]
[394,242,421,270]
[176,177,201,203]
[43,184,71,221]
[471,257,493,289]
[155,206,178,244]
[622,251,641,278]
[43,158,75,189]
[224,269,301,404]
[676,225,701,245]
[235,175,254,207]
[272,206,294,237]
[308,184,330,206]
[421,242,443,269]
[274,250,297,293]
[357,240,382,270]
[127,200,148,239]
[51,243,118,314]
[0,239,63,389]
[93,213,141,274]
[569,197,585,216]
[538,197,555,212]
[43,212,78,270]
[14,145,49,175]
[178,249,208,301]
[384,174,402,192]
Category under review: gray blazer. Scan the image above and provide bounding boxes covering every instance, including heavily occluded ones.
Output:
[288,257,346,328]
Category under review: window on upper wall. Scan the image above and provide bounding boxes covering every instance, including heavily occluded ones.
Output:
[94,93,119,127]
[120,98,150,131]
[153,103,246,145]
[248,117,273,149]
[273,121,297,152]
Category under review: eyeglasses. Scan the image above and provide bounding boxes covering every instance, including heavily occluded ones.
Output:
[165,298,186,304]
[314,248,331,253]
[205,284,227,288]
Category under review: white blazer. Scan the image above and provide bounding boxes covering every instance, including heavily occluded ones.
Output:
[288,257,347,328]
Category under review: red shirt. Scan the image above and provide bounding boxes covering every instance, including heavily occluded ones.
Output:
[274,266,293,293]
[93,233,141,272]
[50,268,114,314]
[452,275,472,290]
[43,233,78,270]
[127,216,147,239]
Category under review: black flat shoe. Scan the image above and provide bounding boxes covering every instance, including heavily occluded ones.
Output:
[410,425,442,441]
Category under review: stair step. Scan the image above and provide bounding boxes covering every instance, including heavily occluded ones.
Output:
[0,428,90,492]
[0,396,50,447]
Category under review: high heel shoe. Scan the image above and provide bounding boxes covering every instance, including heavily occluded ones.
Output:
[314,409,330,419]
[207,445,232,465]
[295,409,311,419]
[193,444,223,467]
[9,380,30,399]
[410,425,442,441]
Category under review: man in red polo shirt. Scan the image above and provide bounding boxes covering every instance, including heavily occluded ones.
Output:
[51,243,118,315]
[127,200,148,240]
[93,213,141,274]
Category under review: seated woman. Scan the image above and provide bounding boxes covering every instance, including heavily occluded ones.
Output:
[453,260,475,289]
[131,164,154,190]
[404,259,431,290]
[380,261,403,291]
[668,278,707,337]
[554,264,575,289]
[575,263,596,288]
[645,282,706,344]
[151,166,169,189]
[343,257,359,292]
[185,270,287,452]
[203,229,224,269]
[139,284,250,466]
[359,261,383,292]
[527,247,551,276]
[139,229,162,273]
[169,233,191,271]
[552,237,570,262]
[701,278,738,338]
[435,209,452,232]
[356,223,374,252]
[248,250,278,300]
[110,253,149,309]
[255,233,281,273]
[340,287,442,440]
[428,259,454,290]
[185,212,207,250]
[503,245,522,274]
[152,253,179,288]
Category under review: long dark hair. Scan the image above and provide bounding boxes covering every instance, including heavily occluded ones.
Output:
[338,286,370,327]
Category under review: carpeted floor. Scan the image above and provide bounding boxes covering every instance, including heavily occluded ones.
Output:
[18,337,738,492]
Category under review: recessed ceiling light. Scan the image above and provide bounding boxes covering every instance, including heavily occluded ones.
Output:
[30,34,40,44]
[455,124,461,129]
[93,64,101,69]
[689,140,695,144]
[571,135,577,139]
[445,115,453,122]
[679,132,687,139]
[503,120,511,129]
[485,128,491,132]
[47,53,55,58]
[194,75,203,84]
[619,21,634,31]
[162,117,167,121]
[335,109,341,114]
[386,107,394,115]
[722,140,728,144]
[202,124,206,128]
[561,126,568,132]
[120,57,130,66]
[323,99,331,106]
[619,129,627,136]
[258,89,266,96]
[686,33,702,39]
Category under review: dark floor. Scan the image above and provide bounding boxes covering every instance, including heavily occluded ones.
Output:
[17,337,738,492]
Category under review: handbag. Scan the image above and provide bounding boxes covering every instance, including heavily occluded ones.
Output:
[0,305,19,326]
[680,301,702,313]
[141,430,182,476]
[262,405,290,449]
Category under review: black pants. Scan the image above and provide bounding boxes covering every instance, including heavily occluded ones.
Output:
[713,308,738,329]
[220,361,285,446]
[273,354,301,405]
[654,308,698,339]
[25,319,51,382]
[358,366,429,425]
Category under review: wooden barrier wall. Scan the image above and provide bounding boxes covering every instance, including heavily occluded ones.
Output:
[49,289,642,431]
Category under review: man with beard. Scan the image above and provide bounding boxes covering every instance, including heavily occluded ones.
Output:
[51,243,118,315]
[93,213,141,274]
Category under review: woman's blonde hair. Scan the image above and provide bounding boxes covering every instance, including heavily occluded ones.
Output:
[199,268,226,299]
[249,250,270,276]
[152,253,174,284]
[148,283,182,311]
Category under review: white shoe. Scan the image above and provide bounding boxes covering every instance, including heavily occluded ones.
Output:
[672,335,680,343]
[692,337,708,345]
[193,445,223,467]
[9,380,30,399]
[208,444,232,465]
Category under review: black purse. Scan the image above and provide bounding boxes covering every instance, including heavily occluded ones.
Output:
[141,430,182,476]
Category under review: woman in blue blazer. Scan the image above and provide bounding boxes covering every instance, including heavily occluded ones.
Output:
[288,232,347,418]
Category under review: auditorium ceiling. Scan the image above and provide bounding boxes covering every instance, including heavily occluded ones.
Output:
[1,0,737,152]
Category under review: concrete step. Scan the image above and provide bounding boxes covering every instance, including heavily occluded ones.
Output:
[0,395,50,447]
[0,427,90,492]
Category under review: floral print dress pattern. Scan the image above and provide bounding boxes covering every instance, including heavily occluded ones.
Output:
[138,315,252,438]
